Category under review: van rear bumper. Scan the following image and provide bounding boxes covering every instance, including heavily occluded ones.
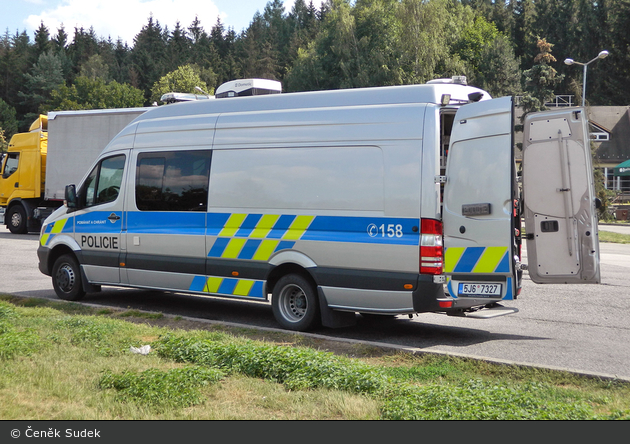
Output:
[412,274,447,313]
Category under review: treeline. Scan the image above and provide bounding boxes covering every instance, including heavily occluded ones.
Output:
[1,0,629,142]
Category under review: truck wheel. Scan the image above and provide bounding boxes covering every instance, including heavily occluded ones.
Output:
[272,274,320,331]
[52,254,86,301]
[7,205,27,234]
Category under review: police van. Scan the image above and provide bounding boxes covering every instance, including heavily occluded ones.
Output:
[36,78,600,331]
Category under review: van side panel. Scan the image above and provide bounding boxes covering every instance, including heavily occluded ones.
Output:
[195,104,435,311]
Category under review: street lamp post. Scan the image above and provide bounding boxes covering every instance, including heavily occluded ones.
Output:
[564,50,609,107]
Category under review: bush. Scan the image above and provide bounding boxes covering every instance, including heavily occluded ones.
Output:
[99,366,225,408]
[155,333,390,394]
[0,304,40,360]
[381,379,595,420]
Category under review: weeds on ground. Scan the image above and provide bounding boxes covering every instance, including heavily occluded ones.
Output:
[0,296,629,420]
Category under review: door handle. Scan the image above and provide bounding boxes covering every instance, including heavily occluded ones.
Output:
[108,212,121,222]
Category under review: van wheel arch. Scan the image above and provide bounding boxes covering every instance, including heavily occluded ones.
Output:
[48,245,76,276]
[266,263,317,296]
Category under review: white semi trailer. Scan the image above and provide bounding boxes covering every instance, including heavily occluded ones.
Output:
[0,108,149,233]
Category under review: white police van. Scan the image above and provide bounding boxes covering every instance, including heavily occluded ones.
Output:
[37,78,600,331]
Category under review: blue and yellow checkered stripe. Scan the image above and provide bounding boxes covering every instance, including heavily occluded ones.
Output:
[444,246,514,300]
[40,218,72,246]
[205,213,419,262]
[207,213,314,261]
[444,246,510,274]
[189,275,265,298]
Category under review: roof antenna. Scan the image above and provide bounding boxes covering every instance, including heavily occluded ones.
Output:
[195,86,209,97]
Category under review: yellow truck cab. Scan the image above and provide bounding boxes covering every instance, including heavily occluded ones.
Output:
[0,116,47,233]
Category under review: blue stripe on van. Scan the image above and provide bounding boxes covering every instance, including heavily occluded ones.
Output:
[218,278,238,294]
[267,215,297,239]
[495,251,511,273]
[189,275,207,292]
[249,281,265,298]
[208,237,231,257]
[453,247,485,273]
[235,214,263,237]
[120,211,420,245]
[75,212,122,233]
[303,216,419,245]
[206,213,232,236]
[274,241,296,253]
[126,212,206,235]
[504,277,513,301]
[238,239,262,259]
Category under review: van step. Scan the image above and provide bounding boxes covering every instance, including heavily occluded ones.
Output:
[463,305,519,319]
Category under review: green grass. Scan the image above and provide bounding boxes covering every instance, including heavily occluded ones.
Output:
[599,230,630,244]
[0,294,629,420]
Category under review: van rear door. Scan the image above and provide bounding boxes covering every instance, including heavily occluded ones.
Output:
[442,96,520,301]
[521,108,600,284]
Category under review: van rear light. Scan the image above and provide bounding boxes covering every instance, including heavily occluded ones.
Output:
[420,218,443,275]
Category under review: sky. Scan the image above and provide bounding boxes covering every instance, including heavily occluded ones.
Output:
[0,0,324,46]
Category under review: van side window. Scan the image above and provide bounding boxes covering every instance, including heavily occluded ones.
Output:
[82,155,126,207]
[2,153,19,178]
[136,150,211,212]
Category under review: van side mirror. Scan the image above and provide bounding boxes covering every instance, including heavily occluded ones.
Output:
[65,184,77,210]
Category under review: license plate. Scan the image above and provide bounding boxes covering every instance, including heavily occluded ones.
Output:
[458,283,502,297]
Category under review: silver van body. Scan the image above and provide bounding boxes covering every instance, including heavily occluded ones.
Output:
[37,82,600,331]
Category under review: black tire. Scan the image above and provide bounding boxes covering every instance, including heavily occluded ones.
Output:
[271,274,320,331]
[7,205,27,234]
[51,254,86,301]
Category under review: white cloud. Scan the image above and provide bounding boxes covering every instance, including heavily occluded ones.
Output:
[25,0,223,45]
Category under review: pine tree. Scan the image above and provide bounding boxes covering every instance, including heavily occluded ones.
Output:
[0,97,18,140]
[520,38,564,119]
[31,22,52,64]
[474,34,522,98]
[166,22,192,73]
[18,50,65,124]
[131,16,168,103]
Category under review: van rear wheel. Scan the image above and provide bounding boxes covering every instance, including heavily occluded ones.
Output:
[272,274,320,331]
[52,254,86,301]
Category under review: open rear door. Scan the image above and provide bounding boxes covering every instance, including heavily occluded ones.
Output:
[443,96,521,303]
[522,108,600,284]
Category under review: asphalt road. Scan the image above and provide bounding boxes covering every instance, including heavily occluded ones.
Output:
[1,224,629,380]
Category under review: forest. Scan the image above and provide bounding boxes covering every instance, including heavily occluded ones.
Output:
[1,0,629,145]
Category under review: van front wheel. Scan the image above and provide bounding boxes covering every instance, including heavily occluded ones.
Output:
[272,274,320,331]
[52,254,86,301]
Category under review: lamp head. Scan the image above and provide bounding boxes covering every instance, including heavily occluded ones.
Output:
[564,58,574,65]
[598,50,609,59]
